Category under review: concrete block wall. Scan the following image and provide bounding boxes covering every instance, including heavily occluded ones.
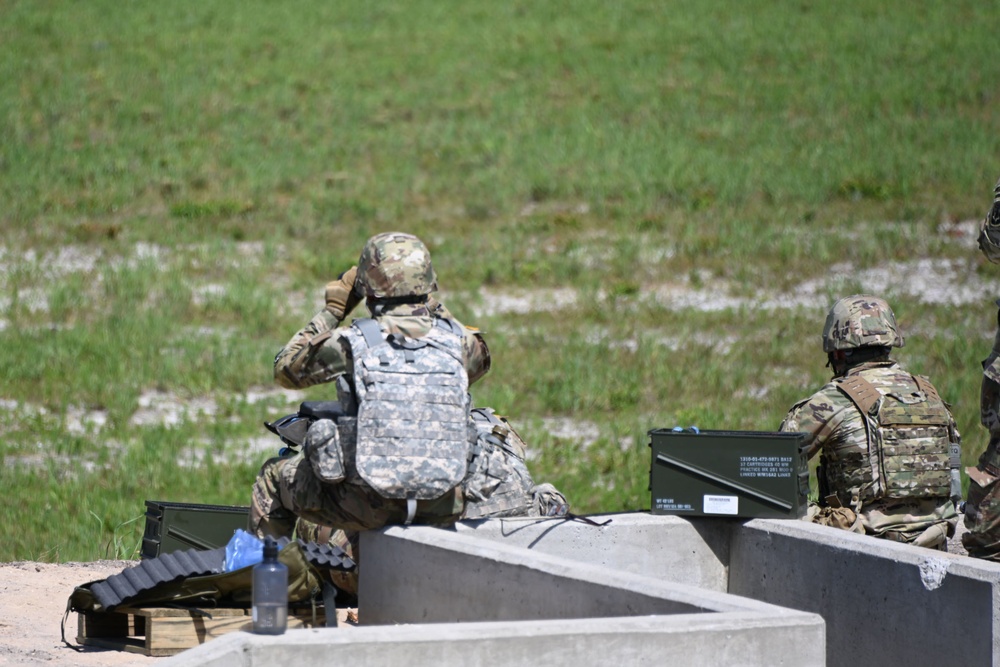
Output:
[162,613,825,667]
[162,511,1000,667]
[459,513,1000,667]
[361,523,794,623]
[454,511,731,592]
[161,515,825,667]
[731,518,1000,667]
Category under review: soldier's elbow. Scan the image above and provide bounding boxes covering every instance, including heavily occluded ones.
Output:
[274,365,300,390]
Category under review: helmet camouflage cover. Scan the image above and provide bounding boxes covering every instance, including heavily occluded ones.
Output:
[822,294,904,352]
[356,232,438,299]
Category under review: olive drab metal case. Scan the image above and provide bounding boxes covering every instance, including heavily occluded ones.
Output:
[141,500,250,559]
[648,429,810,519]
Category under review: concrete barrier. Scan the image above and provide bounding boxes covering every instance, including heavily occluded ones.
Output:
[162,613,824,667]
[161,511,1000,667]
[161,521,824,667]
[454,511,731,592]
[458,513,1000,667]
[360,523,803,623]
[731,518,1000,667]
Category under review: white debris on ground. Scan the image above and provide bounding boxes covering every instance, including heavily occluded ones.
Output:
[65,406,110,435]
[0,386,310,471]
[536,416,601,449]
[0,228,997,467]
[473,286,580,316]
[129,389,219,427]
[470,256,998,318]
[176,435,279,468]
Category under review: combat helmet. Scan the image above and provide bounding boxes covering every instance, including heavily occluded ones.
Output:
[821,294,904,352]
[356,232,438,300]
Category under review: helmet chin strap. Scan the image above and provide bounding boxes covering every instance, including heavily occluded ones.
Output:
[827,351,848,376]
[828,346,891,377]
[366,294,430,316]
[368,299,386,316]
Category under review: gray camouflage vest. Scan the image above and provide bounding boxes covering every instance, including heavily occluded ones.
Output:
[342,317,472,501]
[833,371,953,504]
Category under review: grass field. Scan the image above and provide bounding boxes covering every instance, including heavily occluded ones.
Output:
[2,1,999,561]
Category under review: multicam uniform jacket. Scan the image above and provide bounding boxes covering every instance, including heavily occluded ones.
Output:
[781,360,958,541]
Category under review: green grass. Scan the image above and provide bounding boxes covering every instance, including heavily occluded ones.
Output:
[1,0,998,560]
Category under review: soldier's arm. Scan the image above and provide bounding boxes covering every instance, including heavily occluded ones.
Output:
[780,401,823,460]
[273,309,350,389]
[463,326,491,385]
[982,373,1000,435]
[977,176,1000,263]
[274,268,361,390]
[981,306,1000,433]
[780,388,845,460]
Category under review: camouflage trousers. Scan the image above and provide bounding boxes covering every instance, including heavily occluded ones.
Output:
[860,498,958,550]
[806,498,957,550]
[249,452,465,538]
[962,437,1000,561]
[861,498,957,550]
[250,453,465,597]
[249,425,565,537]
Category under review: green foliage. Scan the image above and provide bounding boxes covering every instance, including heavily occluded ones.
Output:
[0,0,997,559]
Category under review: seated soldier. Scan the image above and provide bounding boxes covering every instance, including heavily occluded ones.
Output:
[250,232,568,594]
[780,294,961,550]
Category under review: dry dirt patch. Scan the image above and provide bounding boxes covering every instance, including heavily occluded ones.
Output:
[0,560,156,667]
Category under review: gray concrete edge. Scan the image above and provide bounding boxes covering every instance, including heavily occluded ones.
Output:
[747,516,1000,581]
[160,610,827,667]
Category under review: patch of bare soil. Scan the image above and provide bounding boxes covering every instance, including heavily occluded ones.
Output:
[0,560,156,667]
[0,559,360,667]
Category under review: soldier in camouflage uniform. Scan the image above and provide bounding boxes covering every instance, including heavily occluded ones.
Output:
[964,177,1000,560]
[250,232,567,576]
[780,295,961,550]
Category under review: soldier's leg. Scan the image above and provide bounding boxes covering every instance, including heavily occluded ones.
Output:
[963,317,1000,561]
[250,452,369,537]
[295,519,359,600]
[962,436,1000,561]
[249,455,301,539]
[294,520,356,556]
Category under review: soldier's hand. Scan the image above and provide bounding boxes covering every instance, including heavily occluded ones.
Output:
[325,266,361,321]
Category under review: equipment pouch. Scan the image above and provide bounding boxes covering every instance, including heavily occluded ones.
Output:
[305,418,346,484]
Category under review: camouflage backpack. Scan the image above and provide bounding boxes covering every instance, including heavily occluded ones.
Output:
[341,317,473,510]
[463,407,571,520]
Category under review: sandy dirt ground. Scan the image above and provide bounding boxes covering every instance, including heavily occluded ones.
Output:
[0,520,973,666]
[0,558,360,667]
[0,560,158,667]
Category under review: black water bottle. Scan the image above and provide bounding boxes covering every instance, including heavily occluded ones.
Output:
[252,538,288,634]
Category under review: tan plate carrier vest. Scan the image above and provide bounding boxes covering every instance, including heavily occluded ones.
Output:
[832,372,954,505]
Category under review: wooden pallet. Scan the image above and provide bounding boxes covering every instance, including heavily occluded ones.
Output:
[76,605,328,657]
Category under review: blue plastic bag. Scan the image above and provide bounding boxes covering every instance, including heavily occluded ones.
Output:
[224,529,264,571]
